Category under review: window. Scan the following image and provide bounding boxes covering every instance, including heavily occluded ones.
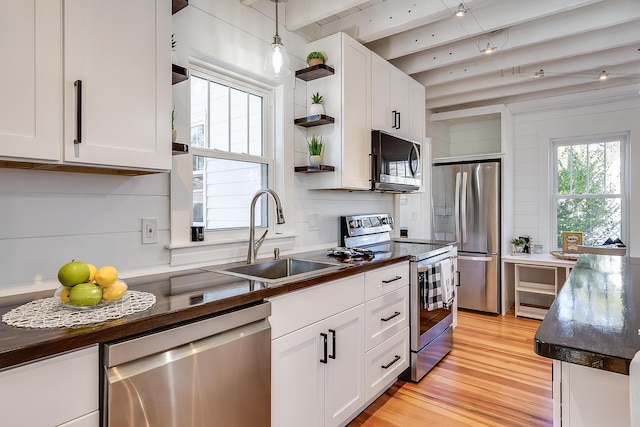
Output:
[190,71,273,232]
[552,133,628,248]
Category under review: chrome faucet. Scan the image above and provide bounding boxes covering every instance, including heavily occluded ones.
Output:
[247,189,285,264]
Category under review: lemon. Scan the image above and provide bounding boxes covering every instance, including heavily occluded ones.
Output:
[87,263,97,282]
[102,280,127,301]
[57,287,71,303]
[95,265,118,287]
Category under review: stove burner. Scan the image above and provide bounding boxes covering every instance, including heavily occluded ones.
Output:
[327,247,375,260]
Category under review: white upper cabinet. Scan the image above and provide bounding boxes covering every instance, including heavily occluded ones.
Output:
[0,0,171,172]
[371,52,424,143]
[64,0,171,171]
[0,1,62,161]
[303,32,371,190]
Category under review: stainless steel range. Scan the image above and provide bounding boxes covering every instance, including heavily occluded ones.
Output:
[340,214,457,382]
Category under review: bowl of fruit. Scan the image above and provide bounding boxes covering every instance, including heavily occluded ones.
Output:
[55,260,128,309]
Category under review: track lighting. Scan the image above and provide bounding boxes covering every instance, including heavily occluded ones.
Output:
[480,43,497,54]
[454,3,468,16]
[534,69,544,78]
[599,70,609,80]
[264,0,290,78]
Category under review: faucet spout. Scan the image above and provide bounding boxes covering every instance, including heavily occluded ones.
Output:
[247,189,285,264]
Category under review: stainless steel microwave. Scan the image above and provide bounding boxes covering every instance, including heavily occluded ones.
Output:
[371,130,421,192]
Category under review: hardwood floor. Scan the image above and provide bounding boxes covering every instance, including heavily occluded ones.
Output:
[349,310,553,427]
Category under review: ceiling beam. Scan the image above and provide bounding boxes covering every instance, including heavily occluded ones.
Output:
[366,0,602,60]
[284,0,372,31]
[391,0,640,75]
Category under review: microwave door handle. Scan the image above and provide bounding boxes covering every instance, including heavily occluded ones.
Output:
[370,153,377,189]
[461,171,468,243]
[408,144,420,177]
[454,172,461,245]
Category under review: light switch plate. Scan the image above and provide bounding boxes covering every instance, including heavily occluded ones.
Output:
[142,218,158,244]
[307,214,319,231]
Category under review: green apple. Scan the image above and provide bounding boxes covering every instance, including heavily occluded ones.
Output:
[69,282,103,307]
[58,261,90,287]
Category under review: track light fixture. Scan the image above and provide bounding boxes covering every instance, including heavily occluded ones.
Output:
[534,69,545,78]
[599,70,609,80]
[264,0,290,78]
[454,3,468,16]
[480,43,497,54]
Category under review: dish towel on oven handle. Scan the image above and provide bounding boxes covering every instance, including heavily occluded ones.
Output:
[421,257,455,311]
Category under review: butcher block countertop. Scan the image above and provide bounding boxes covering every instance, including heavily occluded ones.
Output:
[534,254,640,375]
[0,249,411,371]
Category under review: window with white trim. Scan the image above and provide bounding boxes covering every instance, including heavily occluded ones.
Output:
[190,70,273,232]
[552,133,628,248]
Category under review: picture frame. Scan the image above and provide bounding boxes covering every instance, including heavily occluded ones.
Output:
[562,232,583,253]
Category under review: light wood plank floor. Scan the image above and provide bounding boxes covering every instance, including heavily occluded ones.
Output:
[349,310,553,427]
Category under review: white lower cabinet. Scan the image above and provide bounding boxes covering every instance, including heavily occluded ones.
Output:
[0,345,99,427]
[270,262,411,426]
[270,275,366,427]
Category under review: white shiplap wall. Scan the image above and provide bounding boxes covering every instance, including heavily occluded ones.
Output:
[512,98,640,256]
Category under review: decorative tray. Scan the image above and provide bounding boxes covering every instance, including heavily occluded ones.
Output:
[550,250,579,260]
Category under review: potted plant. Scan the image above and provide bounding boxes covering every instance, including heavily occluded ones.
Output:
[309,92,325,116]
[306,51,326,67]
[172,109,177,142]
[511,238,526,254]
[307,134,323,168]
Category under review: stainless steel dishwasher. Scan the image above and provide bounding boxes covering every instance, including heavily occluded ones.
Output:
[102,301,271,427]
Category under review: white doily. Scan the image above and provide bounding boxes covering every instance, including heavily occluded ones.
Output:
[2,290,156,329]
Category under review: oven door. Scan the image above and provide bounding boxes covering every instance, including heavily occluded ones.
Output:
[409,254,455,352]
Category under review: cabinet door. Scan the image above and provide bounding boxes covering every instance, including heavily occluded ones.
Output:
[0,346,99,427]
[371,52,392,133]
[389,71,411,139]
[341,33,371,190]
[63,0,171,171]
[409,79,425,142]
[324,304,366,427]
[0,1,61,161]
[272,321,325,427]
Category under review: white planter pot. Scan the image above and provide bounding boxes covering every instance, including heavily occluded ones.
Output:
[309,103,324,116]
[172,129,177,143]
[309,155,322,168]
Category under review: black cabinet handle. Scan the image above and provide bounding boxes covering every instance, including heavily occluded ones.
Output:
[382,276,402,284]
[396,111,401,129]
[329,329,336,360]
[74,80,82,144]
[381,355,401,369]
[392,110,397,128]
[320,332,328,364]
[381,311,401,322]
[456,271,460,287]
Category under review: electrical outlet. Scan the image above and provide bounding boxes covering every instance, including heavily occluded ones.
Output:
[142,218,158,244]
[307,214,319,231]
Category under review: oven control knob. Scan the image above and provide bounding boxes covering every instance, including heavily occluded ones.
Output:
[349,220,357,228]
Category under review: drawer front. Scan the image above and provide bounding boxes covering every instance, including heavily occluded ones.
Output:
[365,327,409,401]
[365,261,409,301]
[365,286,409,351]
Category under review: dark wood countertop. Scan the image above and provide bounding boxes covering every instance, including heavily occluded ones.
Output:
[0,249,410,370]
[534,254,640,375]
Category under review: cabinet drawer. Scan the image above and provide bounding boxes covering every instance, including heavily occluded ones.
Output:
[0,345,98,427]
[365,262,409,301]
[365,327,409,401]
[365,286,409,351]
[268,274,365,339]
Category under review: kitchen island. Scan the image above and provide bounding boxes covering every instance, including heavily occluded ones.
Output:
[534,254,640,426]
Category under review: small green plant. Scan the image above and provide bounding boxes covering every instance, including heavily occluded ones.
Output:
[306,51,326,64]
[311,92,324,104]
[307,135,323,156]
[511,238,526,247]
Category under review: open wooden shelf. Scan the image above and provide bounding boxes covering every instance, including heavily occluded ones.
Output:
[172,0,188,14]
[294,165,335,173]
[294,115,335,127]
[295,63,335,81]
[172,143,189,155]
[172,64,189,85]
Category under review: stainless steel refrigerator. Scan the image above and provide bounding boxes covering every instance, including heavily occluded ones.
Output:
[431,160,500,314]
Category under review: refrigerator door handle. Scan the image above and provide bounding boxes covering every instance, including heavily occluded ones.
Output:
[461,171,468,244]
[454,172,461,244]
[458,255,493,262]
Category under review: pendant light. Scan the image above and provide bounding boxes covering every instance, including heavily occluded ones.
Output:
[264,0,290,78]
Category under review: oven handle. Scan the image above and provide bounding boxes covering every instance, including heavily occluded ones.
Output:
[416,256,456,273]
[458,255,492,262]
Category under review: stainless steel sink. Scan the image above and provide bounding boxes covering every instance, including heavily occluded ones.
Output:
[215,258,344,283]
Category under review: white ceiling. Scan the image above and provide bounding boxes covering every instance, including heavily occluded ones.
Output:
[250,0,640,113]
